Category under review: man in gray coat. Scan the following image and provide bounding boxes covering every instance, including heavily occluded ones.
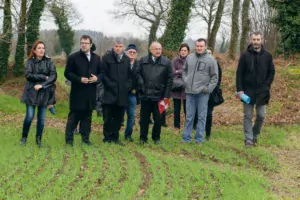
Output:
[182,38,218,144]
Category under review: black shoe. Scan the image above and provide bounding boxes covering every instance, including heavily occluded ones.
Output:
[125,136,134,142]
[244,140,254,147]
[20,137,27,145]
[154,140,160,145]
[83,141,92,146]
[113,140,125,146]
[139,140,147,145]
[66,142,74,147]
[36,136,42,147]
[205,135,210,141]
[253,138,257,146]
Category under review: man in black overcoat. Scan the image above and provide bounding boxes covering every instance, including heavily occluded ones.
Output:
[64,35,102,146]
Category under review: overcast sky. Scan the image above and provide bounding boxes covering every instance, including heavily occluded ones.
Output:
[41,0,207,40]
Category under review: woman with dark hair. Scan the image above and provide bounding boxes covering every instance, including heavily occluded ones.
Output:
[20,40,57,147]
[171,43,190,134]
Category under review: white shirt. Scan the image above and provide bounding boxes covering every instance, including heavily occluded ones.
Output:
[86,51,91,62]
[152,56,156,62]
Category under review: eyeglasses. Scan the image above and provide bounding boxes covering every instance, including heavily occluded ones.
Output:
[128,51,137,54]
[80,42,91,45]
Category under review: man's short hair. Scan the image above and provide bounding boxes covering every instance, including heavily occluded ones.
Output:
[80,35,93,43]
[196,38,207,45]
[114,38,125,45]
[251,31,263,38]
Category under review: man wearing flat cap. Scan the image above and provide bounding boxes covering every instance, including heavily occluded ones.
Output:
[122,44,140,142]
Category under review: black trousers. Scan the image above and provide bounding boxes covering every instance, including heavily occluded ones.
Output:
[205,105,214,137]
[161,111,166,125]
[173,99,186,129]
[140,100,161,142]
[103,104,125,142]
[65,110,92,144]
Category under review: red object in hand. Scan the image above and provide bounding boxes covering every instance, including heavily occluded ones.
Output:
[158,99,170,114]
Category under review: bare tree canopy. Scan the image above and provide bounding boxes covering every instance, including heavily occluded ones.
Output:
[112,0,171,46]
[249,0,278,54]
[45,0,82,27]
[193,0,230,41]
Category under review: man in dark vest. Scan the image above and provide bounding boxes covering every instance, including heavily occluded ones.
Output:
[236,31,275,147]
[64,35,102,146]
[101,39,132,145]
[137,41,173,144]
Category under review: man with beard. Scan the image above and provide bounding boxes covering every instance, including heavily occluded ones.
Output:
[236,32,275,147]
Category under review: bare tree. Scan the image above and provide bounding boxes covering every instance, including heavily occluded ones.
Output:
[250,0,278,54]
[45,0,82,27]
[228,0,240,60]
[239,0,251,53]
[208,0,226,51]
[193,0,218,40]
[112,0,170,46]
[13,0,27,76]
[193,0,230,43]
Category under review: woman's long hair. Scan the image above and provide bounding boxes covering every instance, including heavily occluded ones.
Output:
[28,40,46,59]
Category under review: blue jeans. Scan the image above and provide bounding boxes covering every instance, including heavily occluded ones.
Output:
[22,104,47,138]
[124,94,137,138]
[182,93,209,143]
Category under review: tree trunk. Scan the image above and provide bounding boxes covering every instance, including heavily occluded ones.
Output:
[159,0,192,53]
[148,20,160,48]
[14,0,27,76]
[240,0,251,54]
[228,0,240,60]
[207,21,212,42]
[208,0,226,51]
[26,0,45,55]
[0,0,12,81]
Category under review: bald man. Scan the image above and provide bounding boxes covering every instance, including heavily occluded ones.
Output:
[137,41,173,144]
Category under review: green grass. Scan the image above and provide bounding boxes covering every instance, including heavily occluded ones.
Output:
[1,115,298,199]
[56,66,70,93]
[0,124,281,199]
[0,93,26,114]
[1,65,299,199]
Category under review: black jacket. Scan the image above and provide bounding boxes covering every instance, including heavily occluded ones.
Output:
[130,60,140,93]
[137,54,173,100]
[208,62,222,106]
[236,45,275,105]
[64,50,102,111]
[21,57,57,106]
[101,50,132,107]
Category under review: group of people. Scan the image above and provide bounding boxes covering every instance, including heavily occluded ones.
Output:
[19,31,275,148]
